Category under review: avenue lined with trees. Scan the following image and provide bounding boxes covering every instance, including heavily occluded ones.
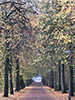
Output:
[0,0,75,99]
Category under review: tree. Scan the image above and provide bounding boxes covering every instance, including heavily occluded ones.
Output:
[54,66,57,91]
[61,63,66,93]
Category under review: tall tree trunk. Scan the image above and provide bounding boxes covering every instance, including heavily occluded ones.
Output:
[4,41,10,97]
[69,65,74,97]
[49,70,51,87]
[61,64,66,93]
[45,75,48,86]
[51,69,54,88]
[15,58,20,91]
[19,75,25,89]
[47,72,50,86]
[10,63,14,94]
[68,46,74,98]
[48,72,50,86]
[4,57,9,97]
[58,60,61,91]
[54,68,57,91]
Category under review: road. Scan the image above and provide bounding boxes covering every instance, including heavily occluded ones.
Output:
[18,82,55,100]
[1,82,75,100]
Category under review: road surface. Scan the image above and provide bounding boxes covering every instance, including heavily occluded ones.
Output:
[18,82,55,100]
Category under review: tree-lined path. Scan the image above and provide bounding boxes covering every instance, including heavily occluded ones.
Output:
[0,0,75,100]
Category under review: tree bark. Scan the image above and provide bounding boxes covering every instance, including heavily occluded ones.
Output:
[47,72,50,86]
[69,65,74,97]
[54,69,57,91]
[19,75,25,89]
[42,77,46,85]
[10,64,14,94]
[4,57,9,97]
[49,70,51,87]
[15,59,20,91]
[61,64,66,93]
[51,69,54,88]
[4,41,10,97]
[58,60,61,91]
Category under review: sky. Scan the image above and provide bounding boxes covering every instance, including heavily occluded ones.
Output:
[32,75,42,83]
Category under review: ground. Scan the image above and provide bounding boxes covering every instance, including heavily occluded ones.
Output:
[0,82,75,100]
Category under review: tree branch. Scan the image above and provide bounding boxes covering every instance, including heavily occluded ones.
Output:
[0,1,26,6]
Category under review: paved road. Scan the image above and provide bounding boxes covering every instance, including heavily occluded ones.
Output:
[1,82,75,100]
[18,82,55,100]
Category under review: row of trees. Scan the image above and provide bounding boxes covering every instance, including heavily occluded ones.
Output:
[0,0,75,99]
[31,0,75,99]
[0,0,38,97]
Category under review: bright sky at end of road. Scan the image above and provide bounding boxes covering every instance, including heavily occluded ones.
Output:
[32,75,42,83]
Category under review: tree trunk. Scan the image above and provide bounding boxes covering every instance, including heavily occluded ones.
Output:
[61,64,66,93]
[69,65,74,97]
[10,64,14,94]
[48,72,50,86]
[15,59,20,91]
[42,77,46,85]
[54,69,57,91]
[19,75,25,89]
[4,39,10,97]
[58,60,61,91]
[47,72,50,86]
[4,57,9,97]
[51,69,54,88]
[49,70,51,87]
